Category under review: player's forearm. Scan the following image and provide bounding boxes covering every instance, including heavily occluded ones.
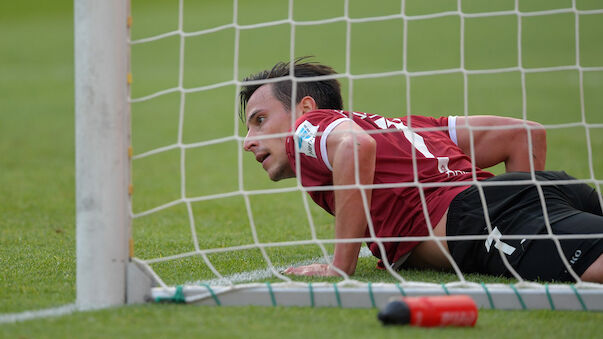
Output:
[330,131,376,275]
[332,189,371,274]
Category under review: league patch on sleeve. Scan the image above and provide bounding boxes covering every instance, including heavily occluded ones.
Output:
[295,120,319,158]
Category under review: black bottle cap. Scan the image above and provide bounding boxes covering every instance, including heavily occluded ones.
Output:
[377,300,411,325]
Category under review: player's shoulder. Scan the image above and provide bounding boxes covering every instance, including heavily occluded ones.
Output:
[294,109,351,132]
[297,109,348,123]
[292,110,354,158]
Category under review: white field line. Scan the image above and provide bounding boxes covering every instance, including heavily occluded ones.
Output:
[0,304,77,324]
[196,247,373,286]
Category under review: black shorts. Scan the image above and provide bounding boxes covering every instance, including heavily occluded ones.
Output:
[446,171,603,282]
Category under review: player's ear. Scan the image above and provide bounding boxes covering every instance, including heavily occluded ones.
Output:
[298,96,317,115]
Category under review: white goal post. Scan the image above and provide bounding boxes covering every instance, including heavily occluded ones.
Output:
[74,0,131,309]
[74,0,603,311]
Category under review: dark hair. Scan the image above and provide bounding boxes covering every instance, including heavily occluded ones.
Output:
[239,57,343,121]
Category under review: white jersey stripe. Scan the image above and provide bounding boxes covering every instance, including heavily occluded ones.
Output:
[320,118,352,171]
[448,115,458,146]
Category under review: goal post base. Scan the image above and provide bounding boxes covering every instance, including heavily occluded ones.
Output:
[126,260,159,304]
[149,281,603,311]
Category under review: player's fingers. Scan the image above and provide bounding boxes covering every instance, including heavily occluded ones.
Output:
[284,266,307,275]
[284,264,329,276]
[304,264,326,276]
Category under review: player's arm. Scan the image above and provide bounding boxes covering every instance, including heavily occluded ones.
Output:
[284,120,376,276]
[455,115,547,172]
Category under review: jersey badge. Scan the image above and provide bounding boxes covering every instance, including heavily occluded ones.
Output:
[295,120,318,158]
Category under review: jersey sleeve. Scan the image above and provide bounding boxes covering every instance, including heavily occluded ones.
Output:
[286,110,352,186]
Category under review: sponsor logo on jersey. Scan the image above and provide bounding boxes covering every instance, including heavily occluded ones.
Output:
[437,157,467,177]
[295,120,318,158]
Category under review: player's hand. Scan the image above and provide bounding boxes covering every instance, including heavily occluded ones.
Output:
[283,263,339,276]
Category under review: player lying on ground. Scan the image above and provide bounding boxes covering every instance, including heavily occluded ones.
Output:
[240,57,603,283]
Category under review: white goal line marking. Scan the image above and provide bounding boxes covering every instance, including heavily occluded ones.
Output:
[196,247,373,286]
[0,304,77,324]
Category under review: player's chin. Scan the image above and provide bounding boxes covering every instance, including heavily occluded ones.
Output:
[268,171,283,182]
[267,168,287,182]
[266,163,294,182]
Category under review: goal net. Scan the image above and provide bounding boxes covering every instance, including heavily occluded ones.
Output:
[121,0,603,310]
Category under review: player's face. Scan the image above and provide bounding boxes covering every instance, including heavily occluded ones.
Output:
[243,84,298,181]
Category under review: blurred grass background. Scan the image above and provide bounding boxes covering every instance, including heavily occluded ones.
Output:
[1,0,603,337]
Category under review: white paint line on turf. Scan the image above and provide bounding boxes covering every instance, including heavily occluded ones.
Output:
[0,303,77,324]
[197,247,373,285]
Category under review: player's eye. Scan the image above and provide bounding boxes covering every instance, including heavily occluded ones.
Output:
[257,116,265,125]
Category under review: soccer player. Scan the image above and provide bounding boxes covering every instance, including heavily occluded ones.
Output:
[240,58,603,283]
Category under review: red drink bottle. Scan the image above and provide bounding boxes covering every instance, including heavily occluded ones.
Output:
[378,295,478,327]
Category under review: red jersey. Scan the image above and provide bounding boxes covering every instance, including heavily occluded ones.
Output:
[285,109,494,267]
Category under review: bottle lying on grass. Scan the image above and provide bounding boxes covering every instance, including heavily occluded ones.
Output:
[378,295,478,327]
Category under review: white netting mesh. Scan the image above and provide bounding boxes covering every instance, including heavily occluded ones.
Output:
[128,0,603,308]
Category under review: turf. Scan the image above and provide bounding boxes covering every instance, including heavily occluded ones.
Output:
[1,306,603,339]
[1,0,603,337]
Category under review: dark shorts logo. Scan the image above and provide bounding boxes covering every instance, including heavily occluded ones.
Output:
[569,249,582,266]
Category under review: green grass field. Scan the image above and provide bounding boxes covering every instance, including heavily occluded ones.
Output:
[2,0,603,337]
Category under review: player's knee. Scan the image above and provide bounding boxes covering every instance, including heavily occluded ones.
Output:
[580,253,603,283]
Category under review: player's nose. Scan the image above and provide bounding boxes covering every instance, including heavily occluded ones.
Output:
[243,131,257,152]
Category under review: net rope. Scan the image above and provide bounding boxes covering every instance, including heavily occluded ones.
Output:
[128,0,603,297]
